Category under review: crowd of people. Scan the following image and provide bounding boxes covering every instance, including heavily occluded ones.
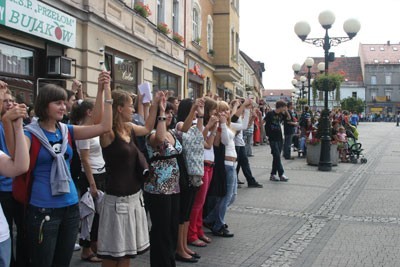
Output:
[0,72,368,267]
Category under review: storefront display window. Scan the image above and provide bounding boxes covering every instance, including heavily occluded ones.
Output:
[105,49,138,93]
[0,43,34,77]
[153,68,179,97]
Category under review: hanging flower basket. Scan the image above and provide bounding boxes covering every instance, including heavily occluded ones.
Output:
[312,73,344,92]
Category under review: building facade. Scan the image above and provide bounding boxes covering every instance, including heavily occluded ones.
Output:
[359,42,400,116]
[0,0,262,104]
[294,56,364,111]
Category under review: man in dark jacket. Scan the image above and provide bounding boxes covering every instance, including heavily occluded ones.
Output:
[264,100,289,182]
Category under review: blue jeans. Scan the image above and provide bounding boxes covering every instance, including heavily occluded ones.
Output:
[205,164,237,232]
[283,134,293,159]
[27,204,79,267]
[0,237,11,267]
[270,140,284,176]
[299,136,307,154]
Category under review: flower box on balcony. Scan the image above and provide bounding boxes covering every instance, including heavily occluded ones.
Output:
[134,2,152,18]
[157,23,171,35]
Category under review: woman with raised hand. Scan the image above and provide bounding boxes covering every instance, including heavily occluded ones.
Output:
[69,98,106,263]
[0,86,29,267]
[144,99,183,267]
[4,71,112,267]
[203,99,252,238]
[98,89,163,267]
[187,97,219,247]
[174,97,205,262]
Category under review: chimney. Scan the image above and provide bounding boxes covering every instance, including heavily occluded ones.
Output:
[387,40,390,45]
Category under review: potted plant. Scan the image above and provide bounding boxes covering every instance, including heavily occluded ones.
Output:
[157,22,171,35]
[172,32,184,44]
[194,37,201,44]
[133,2,152,18]
[208,49,215,56]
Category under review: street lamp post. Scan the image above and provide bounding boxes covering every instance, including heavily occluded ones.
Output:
[294,10,360,171]
[293,59,325,107]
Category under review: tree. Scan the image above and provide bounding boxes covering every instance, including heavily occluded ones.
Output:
[340,97,365,113]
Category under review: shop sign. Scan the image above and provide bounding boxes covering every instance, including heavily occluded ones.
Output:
[370,107,383,112]
[0,0,76,48]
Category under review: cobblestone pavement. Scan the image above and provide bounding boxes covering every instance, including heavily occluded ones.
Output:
[71,122,400,267]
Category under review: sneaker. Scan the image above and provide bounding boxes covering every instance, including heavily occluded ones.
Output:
[248,182,263,188]
[270,174,280,181]
[279,174,289,182]
[212,227,234,237]
[237,180,245,185]
[284,156,295,160]
[74,243,81,251]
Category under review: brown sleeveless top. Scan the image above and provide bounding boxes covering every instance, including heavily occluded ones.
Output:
[102,129,141,196]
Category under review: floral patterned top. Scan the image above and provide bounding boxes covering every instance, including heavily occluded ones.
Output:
[144,130,182,195]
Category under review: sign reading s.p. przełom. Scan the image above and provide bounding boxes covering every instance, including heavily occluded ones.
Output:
[0,0,76,48]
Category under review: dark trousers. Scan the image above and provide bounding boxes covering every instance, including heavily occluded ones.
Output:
[78,172,107,247]
[283,134,293,159]
[27,204,80,267]
[270,140,284,176]
[0,191,28,267]
[235,146,257,185]
[146,193,180,267]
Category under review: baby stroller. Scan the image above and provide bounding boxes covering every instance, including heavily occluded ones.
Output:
[345,136,367,164]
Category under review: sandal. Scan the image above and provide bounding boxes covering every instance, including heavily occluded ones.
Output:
[81,253,102,263]
[189,239,207,247]
[199,235,212,244]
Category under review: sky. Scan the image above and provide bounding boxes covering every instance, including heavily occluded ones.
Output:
[239,0,400,90]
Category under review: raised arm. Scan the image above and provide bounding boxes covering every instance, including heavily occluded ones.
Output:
[0,116,29,177]
[133,91,162,137]
[73,71,112,140]
[149,93,167,146]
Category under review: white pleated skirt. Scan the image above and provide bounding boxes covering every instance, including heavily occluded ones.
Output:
[97,190,150,259]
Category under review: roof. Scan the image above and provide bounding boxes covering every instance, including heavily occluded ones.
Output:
[295,56,363,85]
[262,89,292,97]
[239,50,265,87]
[359,42,400,65]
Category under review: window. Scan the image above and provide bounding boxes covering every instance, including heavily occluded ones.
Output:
[384,59,389,63]
[207,16,213,52]
[231,28,235,58]
[385,74,391,85]
[370,75,377,85]
[192,3,201,41]
[380,47,385,51]
[393,47,398,51]
[105,49,139,93]
[373,59,379,63]
[0,42,34,77]
[172,0,179,33]
[153,67,179,96]
[157,0,165,25]
[371,90,377,101]
[352,92,357,98]
[385,89,392,101]
[370,47,375,51]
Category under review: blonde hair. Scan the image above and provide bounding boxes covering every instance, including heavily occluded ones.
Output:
[218,100,231,126]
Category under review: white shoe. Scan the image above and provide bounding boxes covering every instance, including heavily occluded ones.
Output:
[74,243,81,251]
[270,174,280,181]
[279,175,289,182]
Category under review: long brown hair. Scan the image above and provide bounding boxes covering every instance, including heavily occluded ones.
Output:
[204,97,218,125]
[111,90,132,134]
[218,101,231,127]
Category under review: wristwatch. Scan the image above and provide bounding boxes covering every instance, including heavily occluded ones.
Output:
[104,99,113,105]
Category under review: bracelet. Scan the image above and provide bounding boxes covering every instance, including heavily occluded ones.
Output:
[196,114,204,119]
[104,99,113,105]
[211,131,217,137]
[157,116,167,121]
